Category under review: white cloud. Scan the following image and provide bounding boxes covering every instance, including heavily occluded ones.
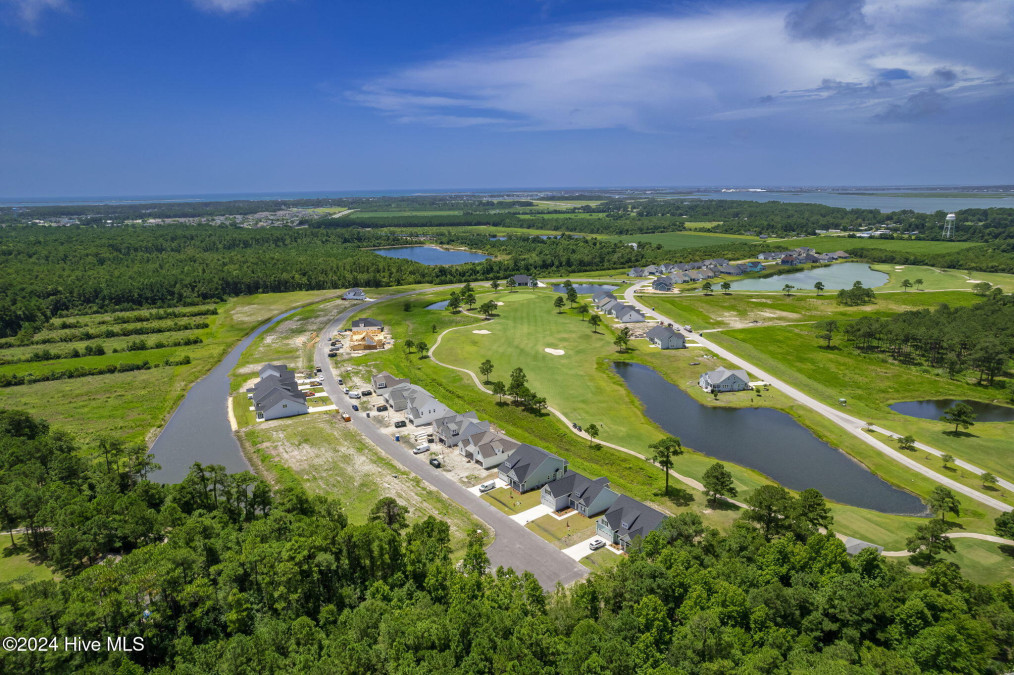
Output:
[190,0,275,14]
[1,0,68,32]
[349,0,1013,132]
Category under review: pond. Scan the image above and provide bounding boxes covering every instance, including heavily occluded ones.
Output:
[890,399,1014,423]
[612,362,926,514]
[372,246,490,265]
[148,308,300,483]
[727,263,888,291]
[426,300,450,310]
[551,284,619,295]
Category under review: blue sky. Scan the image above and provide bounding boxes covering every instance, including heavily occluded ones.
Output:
[1,0,1012,197]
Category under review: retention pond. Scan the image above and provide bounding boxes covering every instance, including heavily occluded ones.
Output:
[890,399,1014,423]
[728,263,888,291]
[372,246,490,265]
[613,361,926,514]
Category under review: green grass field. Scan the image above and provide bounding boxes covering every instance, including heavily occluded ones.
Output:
[0,289,346,443]
[870,264,1014,292]
[527,513,598,549]
[605,231,753,250]
[581,548,623,572]
[0,535,56,586]
[764,236,981,255]
[482,487,542,515]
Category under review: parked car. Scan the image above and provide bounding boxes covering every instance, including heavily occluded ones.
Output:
[342,387,350,394]
[684,325,693,332]
[328,351,337,358]
[337,378,344,385]
[394,421,407,429]
[376,405,389,412]
[348,392,361,399]
[413,444,430,454]
[351,404,359,412]
[429,458,442,469]
[478,482,495,493]
[589,539,606,551]
[360,389,372,397]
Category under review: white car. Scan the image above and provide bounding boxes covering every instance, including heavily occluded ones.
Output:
[478,481,496,493]
[589,538,606,551]
[413,444,430,454]
[348,391,361,399]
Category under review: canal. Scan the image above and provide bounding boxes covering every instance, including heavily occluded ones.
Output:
[613,361,926,514]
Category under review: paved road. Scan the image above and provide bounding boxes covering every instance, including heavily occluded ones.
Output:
[623,282,1012,513]
[315,293,589,589]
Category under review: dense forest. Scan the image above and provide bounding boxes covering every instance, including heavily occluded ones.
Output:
[0,225,661,338]
[830,291,1014,386]
[2,409,1014,674]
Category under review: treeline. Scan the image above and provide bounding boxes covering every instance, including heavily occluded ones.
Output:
[832,291,1014,384]
[0,355,192,388]
[2,411,1012,673]
[0,335,203,366]
[0,319,211,347]
[322,213,690,236]
[849,241,1014,274]
[46,305,218,328]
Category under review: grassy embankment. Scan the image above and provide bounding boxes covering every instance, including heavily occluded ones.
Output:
[342,286,1003,562]
[227,293,483,558]
[0,290,347,443]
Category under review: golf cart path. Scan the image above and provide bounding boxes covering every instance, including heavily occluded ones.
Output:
[623,281,1012,513]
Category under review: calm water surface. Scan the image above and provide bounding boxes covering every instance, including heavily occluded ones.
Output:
[728,263,888,291]
[426,300,450,310]
[613,362,926,514]
[373,246,490,265]
[689,191,1014,213]
[890,399,1014,423]
[149,308,299,483]
[551,284,618,295]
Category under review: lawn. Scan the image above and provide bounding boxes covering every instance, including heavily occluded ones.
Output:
[582,548,623,572]
[939,538,1014,585]
[482,487,542,515]
[527,512,598,549]
[0,535,56,585]
[239,414,483,558]
[708,323,1014,488]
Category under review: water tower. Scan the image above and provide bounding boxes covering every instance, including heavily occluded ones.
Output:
[943,213,956,239]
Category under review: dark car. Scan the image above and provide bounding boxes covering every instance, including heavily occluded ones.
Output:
[376,405,389,412]
[360,389,372,397]
[429,458,441,469]
[351,404,359,412]
[394,421,407,429]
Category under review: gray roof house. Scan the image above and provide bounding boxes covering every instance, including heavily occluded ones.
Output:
[595,294,618,310]
[652,276,675,292]
[460,430,521,470]
[510,274,537,287]
[498,444,568,493]
[628,267,646,277]
[599,298,622,315]
[595,495,667,550]
[255,387,309,421]
[433,412,490,447]
[382,383,452,425]
[541,472,618,517]
[351,317,384,329]
[372,371,410,390]
[645,325,686,349]
[258,363,291,380]
[757,251,785,261]
[699,367,751,393]
[342,288,367,301]
[612,304,645,323]
[717,264,741,275]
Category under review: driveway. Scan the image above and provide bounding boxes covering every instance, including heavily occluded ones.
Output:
[315,293,590,589]
[561,537,621,561]
[623,281,1011,513]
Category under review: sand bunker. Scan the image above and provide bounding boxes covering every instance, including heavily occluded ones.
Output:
[966,279,985,283]
[472,329,491,334]
[496,302,505,305]
[544,348,565,355]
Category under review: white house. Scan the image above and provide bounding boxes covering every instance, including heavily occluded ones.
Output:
[698,367,751,393]
[460,430,520,470]
[342,288,367,301]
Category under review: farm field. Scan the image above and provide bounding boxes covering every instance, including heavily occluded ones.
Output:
[240,414,483,558]
[0,289,346,443]
[345,286,1004,557]
[708,323,1014,487]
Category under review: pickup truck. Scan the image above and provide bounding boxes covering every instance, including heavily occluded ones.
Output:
[394,421,407,429]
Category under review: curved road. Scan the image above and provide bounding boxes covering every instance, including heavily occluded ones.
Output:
[314,290,589,590]
[623,281,1011,513]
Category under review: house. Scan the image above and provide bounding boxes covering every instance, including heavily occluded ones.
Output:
[686,270,704,282]
[599,298,621,315]
[645,325,686,349]
[351,317,384,329]
[258,363,291,380]
[433,412,490,447]
[372,371,409,390]
[652,276,674,292]
[510,274,537,287]
[759,234,769,239]
[780,255,799,266]
[349,330,385,351]
[498,444,568,493]
[595,495,667,551]
[541,472,618,516]
[460,430,521,469]
[672,271,692,284]
[382,383,452,425]
[593,291,616,308]
[794,247,816,255]
[628,267,646,277]
[757,251,785,261]
[612,304,645,323]
[796,253,820,264]
[829,251,850,260]
[699,367,751,393]
[744,261,765,273]
[342,288,367,301]
[643,265,660,276]
[255,387,309,421]
[717,264,741,276]
[698,268,716,280]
